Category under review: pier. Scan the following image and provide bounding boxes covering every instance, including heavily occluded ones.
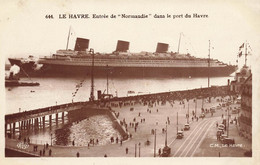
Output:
[5,86,231,136]
[5,86,230,135]
[5,102,88,136]
[5,85,250,157]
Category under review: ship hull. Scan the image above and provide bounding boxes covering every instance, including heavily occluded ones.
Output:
[8,58,237,77]
[8,58,36,72]
[38,63,237,77]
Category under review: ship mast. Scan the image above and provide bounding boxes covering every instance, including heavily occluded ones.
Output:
[177,33,182,53]
[89,48,95,102]
[208,40,210,88]
[245,41,248,67]
[66,26,71,50]
[106,65,109,95]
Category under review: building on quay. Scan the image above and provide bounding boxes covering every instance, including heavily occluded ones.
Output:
[238,73,252,140]
[230,66,251,94]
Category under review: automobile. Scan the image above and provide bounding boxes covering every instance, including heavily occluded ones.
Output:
[232,109,238,114]
[217,130,224,136]
[183,124,190,131]
[216,130,224,140]
[216,105,221,110]
[220,134,228,141]
[236,98,241,104]
[218,124,225,130]
[199,113,205,118]
[217,129,223,134]
[161,146,171,157]
[176,131,184,139]
[221,138,235,146]
[130,107,134,111]
[210,107,216,113]
[218,127,224,132]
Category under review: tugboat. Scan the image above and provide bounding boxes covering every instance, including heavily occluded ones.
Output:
[5,72,40,87]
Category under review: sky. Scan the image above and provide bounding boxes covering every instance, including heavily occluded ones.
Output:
[0,0,259,68]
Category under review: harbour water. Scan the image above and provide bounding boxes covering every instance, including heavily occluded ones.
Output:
[5,76,233,114]
[5,76,233,146]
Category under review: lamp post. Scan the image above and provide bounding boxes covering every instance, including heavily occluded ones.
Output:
[187,99,189,124]
[195,98,197,116]
[138,142,141,157]
[163,121,171,157]
[177,112,178,133]
[154,129,156,157]
[227,102,230,138]
[135,144,137,157]
[165,122,168,147]
[202,97,204,109]
[51,133,53,146]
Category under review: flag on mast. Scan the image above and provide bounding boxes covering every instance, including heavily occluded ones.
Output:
[239,43,244,50]
[238,51,243,57]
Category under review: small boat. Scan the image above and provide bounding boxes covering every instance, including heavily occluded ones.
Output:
[5,72,40,87]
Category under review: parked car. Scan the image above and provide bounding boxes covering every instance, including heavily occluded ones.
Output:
[199,113,205,118]
[183,124,190,131]
[217,130,224,140]
[236,98,241,104]
[161,146,171,157]
[232,109,238,114]
[210,107,216,113]
[220,134,228,141]
[176,131,184,139]
[218,124,225,130]
[217,130,224,136]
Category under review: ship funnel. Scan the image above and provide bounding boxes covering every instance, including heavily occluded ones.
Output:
[116,40,129,52]
[74,38,89,51]
[156,42,169,53]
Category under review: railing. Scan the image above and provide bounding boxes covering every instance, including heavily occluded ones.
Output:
[5,86,230,124]
[5,101,87,123]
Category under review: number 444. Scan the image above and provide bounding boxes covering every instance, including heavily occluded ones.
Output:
[45,15,54,19]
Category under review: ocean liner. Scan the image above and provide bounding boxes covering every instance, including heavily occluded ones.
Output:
[8,35,237,77]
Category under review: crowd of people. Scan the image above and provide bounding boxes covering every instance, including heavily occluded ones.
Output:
[107,86,233,109]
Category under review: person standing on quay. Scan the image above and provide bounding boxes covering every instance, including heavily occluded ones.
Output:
[49,149,52,156]
[76,152,80,157]
[126,147,128,154]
